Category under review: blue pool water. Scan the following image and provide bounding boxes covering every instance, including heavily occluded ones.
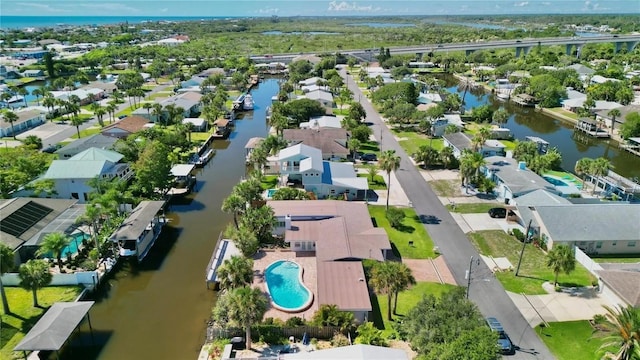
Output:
[266,189,277,198]
[543,176,570,187]
[48,233,89,258]
[264,260,312,312]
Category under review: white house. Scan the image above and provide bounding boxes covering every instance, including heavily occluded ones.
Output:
[482,156,559,203]
[442,132,506,159]
[41,148,133,202]
[298,77,323,87]
[0,109,46,137]
[304,90,334,108]
[277,144,368,200]
[299,116,342,130]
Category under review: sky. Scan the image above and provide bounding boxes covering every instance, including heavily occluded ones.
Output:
[1,0,638,17]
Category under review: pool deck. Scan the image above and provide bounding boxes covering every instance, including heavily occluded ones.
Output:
[252,249,318,322]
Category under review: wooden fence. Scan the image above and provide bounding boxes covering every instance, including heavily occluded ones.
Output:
[207,325,344,342]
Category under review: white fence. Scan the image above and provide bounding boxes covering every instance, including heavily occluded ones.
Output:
[574,246,604,277]
[2,270,100,288]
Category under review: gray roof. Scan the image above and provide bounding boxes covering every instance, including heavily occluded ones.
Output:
[484,156,556,196]
[514,189,571,227]
[567,64,595,75]
[283,344,408,360]
[44,160,109,179]
[305,90,334,103]
[109,201,165,242]
[55,134,117,155]
[69,147,123,162]
[443,132,471,151]
[596,270,640,306]
[14,301,94,351]
[534,204,640,242]
[595,104,640,123]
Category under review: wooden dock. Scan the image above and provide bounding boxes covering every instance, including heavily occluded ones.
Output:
[621,137,640,157]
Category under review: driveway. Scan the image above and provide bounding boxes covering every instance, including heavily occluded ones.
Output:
[452,213,504,233]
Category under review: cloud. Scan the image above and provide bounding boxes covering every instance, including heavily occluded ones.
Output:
[14,2,70,13]
[514,1,529,6]
[79,3,140,13]
[542,2,551,5]
[257,7,279,14]
[327,1,375,12]
[160,8,169,13]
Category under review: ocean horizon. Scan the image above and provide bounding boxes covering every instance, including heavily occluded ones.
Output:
[0,16,238,30]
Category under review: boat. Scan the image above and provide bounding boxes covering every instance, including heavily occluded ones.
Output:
[109,201,167,262]
[194,148,215,167]
[232,94,245,111]
[496,92,510,101]
[243,94,254,110]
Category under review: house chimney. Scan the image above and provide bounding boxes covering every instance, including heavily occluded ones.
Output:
[284,214,292,230]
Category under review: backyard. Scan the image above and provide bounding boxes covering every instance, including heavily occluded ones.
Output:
[1,286,83,360]
[390,128,444,157]
[535,320,613,360]
[357,173,386,190]
[468,230,597,295]
[368,205,436,259]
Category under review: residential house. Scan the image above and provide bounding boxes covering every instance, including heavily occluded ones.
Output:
[41,148,133,202]
[482,156,558,203]
[562,98,622,113]
[0,65,21,79]
[521,204,640,254]
[82,81,117,94]
[0,109,46,137]
[442,132,506,159]
[101,116,151,139]
[182,118,208,132]
[595,104,640,131]
[301,84,329,93]
[283,344,408,360]
[566,64,595,81]
[298,77,323,87]
[590,75,621,85]
[299,116,342,130]
[596,269,640,308]
[22,69,44,78]
[50,88,105,105]
[283,128,350,160]
[430,114,463,137]
[304,89,334,108]
[0,198,83,265]
[244,137,265,164]
[417,92,442,104]
[268,200,392,322]
[157,37,186,46]
[55,133,118,159]
[156,92,202,120]
[277,144,368,200]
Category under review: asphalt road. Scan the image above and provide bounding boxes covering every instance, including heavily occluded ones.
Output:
[341,68,555,359]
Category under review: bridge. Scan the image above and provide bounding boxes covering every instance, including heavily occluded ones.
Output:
[251,34,640,63]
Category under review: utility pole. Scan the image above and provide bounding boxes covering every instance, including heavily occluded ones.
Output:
[515,219,532,277]
[379,128,383,155]
[466,256,474,299]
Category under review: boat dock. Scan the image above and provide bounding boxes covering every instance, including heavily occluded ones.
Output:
[575,118,610,138]
[205,234,241,289]
[621,137,640,157]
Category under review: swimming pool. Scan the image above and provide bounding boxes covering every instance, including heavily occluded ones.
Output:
[266,189,277,199]
[264,260,313,313]
[51,232,89,258]
[543,175,570,187]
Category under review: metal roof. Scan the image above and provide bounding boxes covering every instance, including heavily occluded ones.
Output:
[171,164,195,177]
[69,147,123,163]
[109,201,165,242]
[14,301,94,351]
[283,344,408,360]
[44,160,109,179]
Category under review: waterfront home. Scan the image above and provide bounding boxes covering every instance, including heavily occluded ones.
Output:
[101,116,151,139]
[299,115,342,129]
[301,84,329,93]
[304,89,334,109]
[562,98,622,113]
[595,104,640,131]
[244,137,265,164]
[481,156,558,203]
[524,136,550,155]
[0,198,81,266]
[0,109,46,137]
[590,75,621,85]
[41,148,133,202]
[298,77,323,87]
[82,81,117,94]
[277,144,368,200]
[55,133,118,159]
[283,128,350,160]
[156,92,202,120]
[50,88,105,105]
[417,92,442,104]
[0,65,21,79]
[22,69,44,78]
[518,203,640,255]
[442,132,506,159]
[109,200,166,262]
[268,200,392,321]
[182,117,208,132]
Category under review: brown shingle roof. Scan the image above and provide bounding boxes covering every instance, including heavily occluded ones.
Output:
[596,270,640,306]
[101,116,150,135]
[317,261,372,311]
[283,128,349,157]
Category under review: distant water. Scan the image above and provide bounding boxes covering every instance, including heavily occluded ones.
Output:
[262,30,340,35]
[0,16,230,30]
[425,20,520,31]
[344,22,415,28]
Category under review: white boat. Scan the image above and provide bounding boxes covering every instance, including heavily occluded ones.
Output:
[496,92,510,101]
[243,94,254,110]
[194,148,215,167]
[110,201,166,262]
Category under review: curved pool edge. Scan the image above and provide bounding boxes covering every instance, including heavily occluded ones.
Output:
[264,260,314,313]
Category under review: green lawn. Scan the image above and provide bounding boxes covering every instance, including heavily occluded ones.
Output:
[468,230,596,295]
[145,91,173,101]
[368,205,435,259]
[116,106,135,117]
[357,173,386,190]
[592,255,640,264]
[391,129,443,156]
[333,108,349,116]
[371,282,457,336]
[548,107,579,120]
[1,286,83,360]
[191,131,213,142]
[359,141,380,154]
[260,175,279,190]
[445,203,497,213]
[428,179,461,197]
[536,321,612,360]
[50,114,93,123]
[71,127,102,139]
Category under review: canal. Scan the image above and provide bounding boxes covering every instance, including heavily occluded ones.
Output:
[67,78,280,360]
[440,75,640,180]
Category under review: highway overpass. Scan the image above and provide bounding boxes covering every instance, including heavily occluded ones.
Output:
[251,34,640,63]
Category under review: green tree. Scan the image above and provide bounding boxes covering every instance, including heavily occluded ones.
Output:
[424,326,499,360]
[348,138,361,160]
[575,157,594,190]
[23,135,43,150]
[470,105,494,123]
[222,193,246,229]
[18,259,52,307]
[351,124,372,143]
[370,261,396,321]
[607,108,621,135]
[239,206,276,244]
[233,176,263,206]
[70,113,84,138]
[391,262,416,314]
[379,150,401,210]
[311,304,355,332]
[348,101,366,122]
[217,255,254,291]
[546,244,576,286]
[271,188,310,200]
[36,232,71,271]
[367,164,378,183]
[0,243,14,314]
[225,224,260,258]
[2,110,19,140]
[459,150,486,189]
[439,146,456,169]
[226,286,268,350]
[355,322,387,347]
[385,207,406,229]
[414,145,439,168]
[619,112,640,140]
[132,140,172,198]
[492,108,509,126]
[597,305,640,360]
[590,157,612,195]
[44,52,55,78]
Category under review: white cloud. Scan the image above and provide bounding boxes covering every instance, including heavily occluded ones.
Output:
[257,7,279,14]
[514,1,529,6]
[327,1,375,12]
[14,2,70,13]
[79,3,140,13]
[160,8,169,13]
[542,2,551,5]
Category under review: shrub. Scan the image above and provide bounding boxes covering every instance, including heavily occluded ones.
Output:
[330,332,350,347]
[512,228,526,242]
[385,208,406,229]
[355,322,388,347]
[285,316,305,327]
[253,325,285,344]
[310,338,318,346]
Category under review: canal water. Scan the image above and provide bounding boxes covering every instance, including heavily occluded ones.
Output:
[439,75,640,179]
[66,78,280,360]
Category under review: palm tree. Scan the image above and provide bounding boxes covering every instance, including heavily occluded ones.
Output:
[574,157,593,190]
[248,146,268,173]
[414,145,439,169]
[222,193,246,230]
[43,95,56,115]
[379,150,401,210]
[392,262,416,314]
[459,150,486,191]
[106,103,117,124]
[0,243,15,314]
[227,286,268,350]
[70,113,83,138]
[492,108,509,127]
[77,204,104,252]
[18,87,29,107]
[24,135,43,150]
[607,109,621,135]
[367,164,378,183]
[2,110,19,139]
[546,244,576,286]
[18,259,52,307]
[597,305,640,360]
[95,107,107,126]
[217,255,254,291]
[370,261,396,321]
[590,157,612,196]
[32,87,44,105]
[151,103,163,124]
[268,112,288,137]
[142,102,153,119]
[36,232,71,270]
[439,146,455,169]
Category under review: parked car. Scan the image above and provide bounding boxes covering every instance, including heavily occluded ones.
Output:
[488,207,507,218]
[359,153,377,162]
[486,317,515,355]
